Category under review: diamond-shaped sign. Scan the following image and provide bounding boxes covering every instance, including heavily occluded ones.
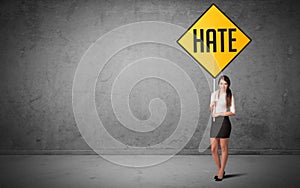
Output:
[177,4,251,78]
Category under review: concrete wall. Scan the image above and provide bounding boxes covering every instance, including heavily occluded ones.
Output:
[0,0,299,154]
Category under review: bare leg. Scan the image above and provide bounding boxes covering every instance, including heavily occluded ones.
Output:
[210,138,221,175]
[218,138,229,178]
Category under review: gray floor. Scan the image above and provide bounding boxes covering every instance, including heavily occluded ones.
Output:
[0,155,299,188]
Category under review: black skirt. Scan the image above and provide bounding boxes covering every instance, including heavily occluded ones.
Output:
[210,116,232,138]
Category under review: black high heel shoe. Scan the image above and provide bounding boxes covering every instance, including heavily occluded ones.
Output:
[214,171,225,180]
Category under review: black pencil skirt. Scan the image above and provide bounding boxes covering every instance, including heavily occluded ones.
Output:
[210,116,232,138]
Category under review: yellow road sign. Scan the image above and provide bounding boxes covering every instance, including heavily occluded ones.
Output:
[177,4,251,78]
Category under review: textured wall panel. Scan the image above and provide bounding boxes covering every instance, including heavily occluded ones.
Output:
[0,0,299,154]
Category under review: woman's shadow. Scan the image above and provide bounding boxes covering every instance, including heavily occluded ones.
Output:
[223,173,247,179]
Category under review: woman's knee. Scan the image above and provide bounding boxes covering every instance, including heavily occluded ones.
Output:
[210,138,219,153]
[220,145,228,153]
[211,145,218,153]
[220,139,229,153]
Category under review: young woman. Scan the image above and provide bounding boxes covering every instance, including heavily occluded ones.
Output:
[209,75,235,181]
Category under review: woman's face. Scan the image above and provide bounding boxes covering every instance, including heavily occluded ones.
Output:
[219,78,228,92]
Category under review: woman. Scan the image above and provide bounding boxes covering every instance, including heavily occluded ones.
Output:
[209,75,235,181]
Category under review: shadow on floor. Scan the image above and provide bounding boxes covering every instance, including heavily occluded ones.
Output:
[223,173,247,179]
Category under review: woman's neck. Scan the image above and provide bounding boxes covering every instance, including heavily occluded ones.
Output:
[219,89,226,94]
[217,89,226,99]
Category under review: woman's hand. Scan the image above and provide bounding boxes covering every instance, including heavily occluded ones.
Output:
[209,103,216,112]
[212,113,218,118]
[212,112,224,117]
[212,112,235,117]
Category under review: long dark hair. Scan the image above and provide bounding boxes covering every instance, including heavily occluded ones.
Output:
[219,75,232,108]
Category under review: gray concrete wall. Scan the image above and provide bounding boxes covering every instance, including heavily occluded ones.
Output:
[0,0,299,154]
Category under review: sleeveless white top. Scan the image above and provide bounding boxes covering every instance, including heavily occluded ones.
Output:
[210,90,235,114]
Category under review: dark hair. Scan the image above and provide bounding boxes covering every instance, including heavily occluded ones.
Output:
[219,75,232,108]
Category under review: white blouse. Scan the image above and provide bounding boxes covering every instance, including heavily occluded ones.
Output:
[210,90,235,114]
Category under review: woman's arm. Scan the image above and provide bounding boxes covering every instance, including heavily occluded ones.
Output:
[210,102,216,112]
[209,91,217,112]
[212,111,235,117]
